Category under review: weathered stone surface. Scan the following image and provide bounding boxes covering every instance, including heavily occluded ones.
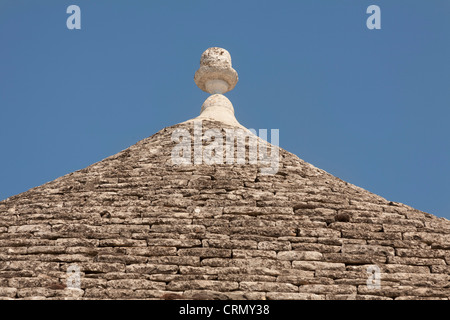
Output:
[342,244,395,256]
[148,239,201,248]
[323,253,387,265]
[27,246,66,254]
[276,272,315,286]
[298,228,341,238]
[382,224,417,233]
[96,254,146,264]
[266,292,324,300]
[380,273,449,285]
[277,251,323,261]
[342,230,402,240]
[219,274,276,282]
[395,248,447,259]
[178,248,231,258]
[16,288,57,298]
[0,287,17,298]
[203,239,257,249]
[182,290,229,300]
[329,294,392,300]
[179,266,240,275]
[387,256,446,266]
[291,243,340,253]
[167,280,239,292]
[394,296,448,300]
[107,279,166,290]
[346,264,430,274]
[148,256,200,266]
[431,265,450,274]
[233,249,276,259]
[127,247,177,256]
[239,281,298,292]
[299,284,357,295]
[99,239,147,247]
[257,241,291,251]
[223,206,293,216]
[366,240,428,249]
[9,224,51,233]
[125,264,178,274]
[403,232,450,244]
[292,261,346,271]
[0,119,449,301]
[330,222,382,232]
[358,285,449,298]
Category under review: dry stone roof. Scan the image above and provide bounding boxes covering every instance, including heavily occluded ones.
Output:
[1,47,449,300]
[0,119,449,300]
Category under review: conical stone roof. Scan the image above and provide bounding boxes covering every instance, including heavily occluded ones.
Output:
[0,48,449,300]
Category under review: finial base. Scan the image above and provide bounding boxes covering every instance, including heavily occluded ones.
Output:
[182,94,244,128]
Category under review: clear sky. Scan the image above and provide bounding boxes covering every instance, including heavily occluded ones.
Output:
[0,0,449,219]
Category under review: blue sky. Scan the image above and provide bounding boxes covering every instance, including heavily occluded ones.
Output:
[0,0,449,219]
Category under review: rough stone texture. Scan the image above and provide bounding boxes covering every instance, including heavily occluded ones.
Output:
[194,47,238,94]
[0,119,449,300]
[193,94,245,128]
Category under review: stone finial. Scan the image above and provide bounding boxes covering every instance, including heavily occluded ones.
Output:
[187,47,244,128]
[194,47,238,94]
